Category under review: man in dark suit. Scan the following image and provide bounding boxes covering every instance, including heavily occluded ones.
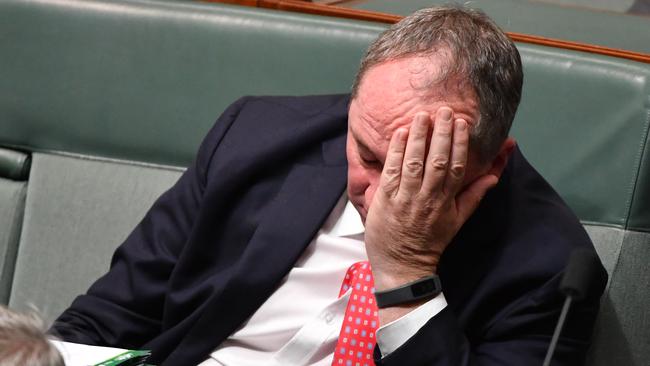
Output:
[52,5,605,366]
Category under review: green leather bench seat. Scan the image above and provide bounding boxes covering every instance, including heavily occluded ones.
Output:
[0,0,384,322]
[540,0,635,13]
[0,0,379,168]
[0,149,30,181]
[0,148,29,304]
[345,0,650,55]
[9,153,182,322]
[0,0,649,365]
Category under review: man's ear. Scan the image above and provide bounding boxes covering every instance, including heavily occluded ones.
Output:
[486,137,516,179]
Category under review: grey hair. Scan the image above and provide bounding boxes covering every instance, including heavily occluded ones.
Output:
[0,306,64,366]
[351,5,523,161]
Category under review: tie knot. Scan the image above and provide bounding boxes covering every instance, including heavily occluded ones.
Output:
[348,261,370,276]
[339,261,374,299]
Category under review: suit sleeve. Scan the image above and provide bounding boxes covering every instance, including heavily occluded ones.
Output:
[50,97,251,349]
[375,270,604,366]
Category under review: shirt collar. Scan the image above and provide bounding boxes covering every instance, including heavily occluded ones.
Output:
[327,193,365,238]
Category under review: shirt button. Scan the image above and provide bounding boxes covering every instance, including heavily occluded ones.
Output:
[324,312,334,324]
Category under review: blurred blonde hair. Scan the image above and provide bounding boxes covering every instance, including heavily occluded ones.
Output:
[0,305,64,366]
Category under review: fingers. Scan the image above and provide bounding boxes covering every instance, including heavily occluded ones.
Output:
[444,118,469,194]
[381,106,471,202]
[421,107,453,194]
[379,127,408,197]
[398,113,431,195]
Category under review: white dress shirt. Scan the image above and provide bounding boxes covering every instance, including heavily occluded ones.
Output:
[199,194,447,365]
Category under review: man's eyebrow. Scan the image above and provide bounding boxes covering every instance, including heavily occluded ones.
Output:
[350,128,374,156]
[353,133,386,165]
[356,138,374,156]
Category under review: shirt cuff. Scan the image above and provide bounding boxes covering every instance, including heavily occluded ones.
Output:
[375,292,447,357]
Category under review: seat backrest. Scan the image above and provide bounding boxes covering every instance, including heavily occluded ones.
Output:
[346,0,650,55]
[511,45,650,366]
[0,0,385,323]
[0,149,30,304]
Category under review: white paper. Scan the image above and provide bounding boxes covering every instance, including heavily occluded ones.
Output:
[50,340,130,366]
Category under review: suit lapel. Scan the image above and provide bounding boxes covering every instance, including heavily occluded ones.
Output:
[167,157,348,365]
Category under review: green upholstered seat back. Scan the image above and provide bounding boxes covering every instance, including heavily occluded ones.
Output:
[511,47,650,365]
[0,0,382,167]
[346,0,650,55]
[0,0,385,323]
[513,47,650,231]
[0,1,649,364]
[0,149,29,304]
[2,0,650,230]
[7,153,182,323]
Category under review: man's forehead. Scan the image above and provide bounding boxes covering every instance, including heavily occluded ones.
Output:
[358,57,440,104]
[352,59,433,139]
[351,57,479,143]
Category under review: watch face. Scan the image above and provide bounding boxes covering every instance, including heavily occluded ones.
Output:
[410,279,436,297]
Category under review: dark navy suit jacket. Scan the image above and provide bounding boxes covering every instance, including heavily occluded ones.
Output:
[53,94,606,365]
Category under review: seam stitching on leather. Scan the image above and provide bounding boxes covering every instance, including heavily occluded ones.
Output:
[579,221,624,229]
[3,183,27,305]
[623,107,650,231]
[16,148,185,172]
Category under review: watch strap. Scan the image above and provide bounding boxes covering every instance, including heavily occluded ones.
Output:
[374,275,442,308]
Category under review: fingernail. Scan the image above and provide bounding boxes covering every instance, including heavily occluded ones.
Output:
[439,107,452,121]
[456,119,467,130]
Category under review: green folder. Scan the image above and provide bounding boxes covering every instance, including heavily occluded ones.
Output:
[92,350,151,366]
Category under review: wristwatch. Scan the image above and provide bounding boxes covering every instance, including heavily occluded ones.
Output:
[374,275,442,308]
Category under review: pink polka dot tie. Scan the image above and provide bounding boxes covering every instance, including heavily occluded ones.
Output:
[332,261,378,366]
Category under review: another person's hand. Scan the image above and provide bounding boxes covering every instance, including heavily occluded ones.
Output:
[364,107,498,293]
